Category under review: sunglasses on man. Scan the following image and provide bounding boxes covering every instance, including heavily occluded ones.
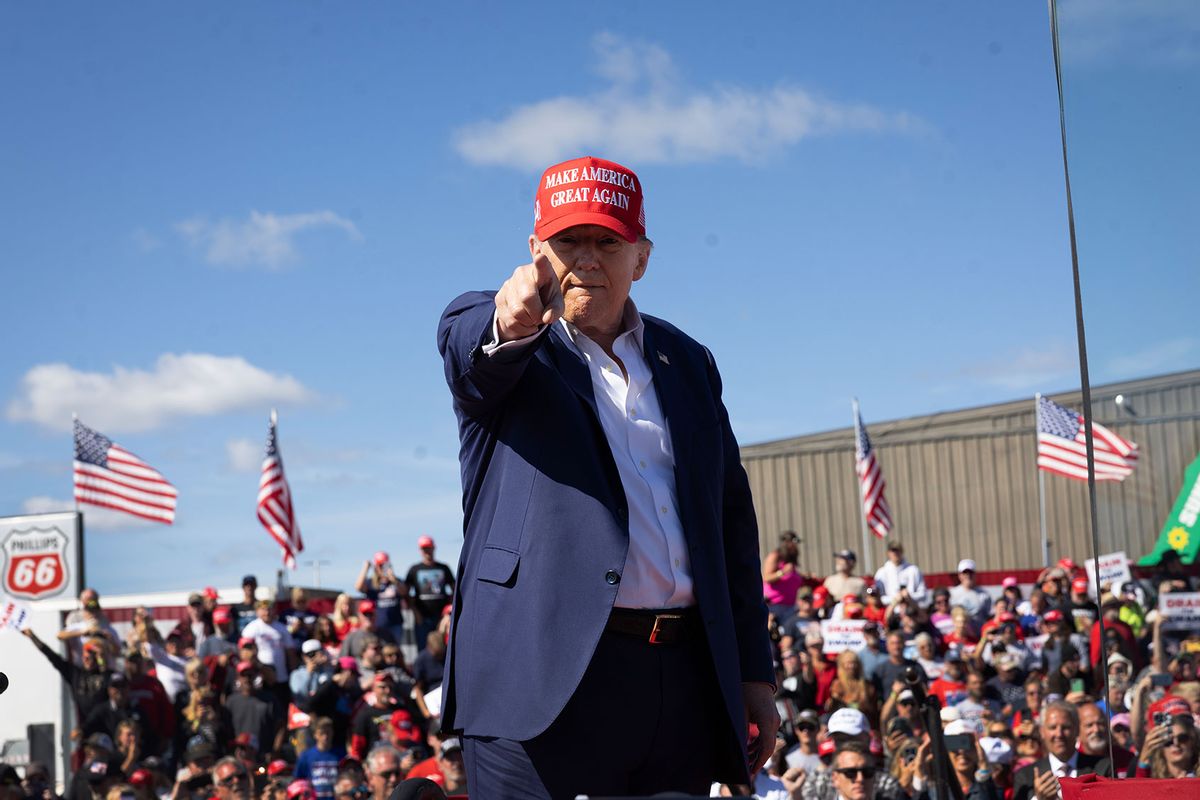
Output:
[834,767,876,781]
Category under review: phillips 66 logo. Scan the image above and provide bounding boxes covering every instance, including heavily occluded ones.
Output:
[2,527,69,599]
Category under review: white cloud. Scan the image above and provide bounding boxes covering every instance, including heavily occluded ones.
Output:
[7,353,315,433]
[1057,0,1200,65]
[965,343,1078,392]
[226,438,262,472]
[21,496,153,531]
[453,33,927,169]
[1106,338,1197,378]
[175,210,362,269]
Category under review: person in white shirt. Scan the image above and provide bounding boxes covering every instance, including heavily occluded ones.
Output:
[872,542,927,606]
[240,599,297,676]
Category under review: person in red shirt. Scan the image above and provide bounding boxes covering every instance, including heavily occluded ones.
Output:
[801,630,836,709]
[929,647,969,708]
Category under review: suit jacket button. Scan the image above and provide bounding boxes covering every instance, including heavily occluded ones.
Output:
[605,570,620,585]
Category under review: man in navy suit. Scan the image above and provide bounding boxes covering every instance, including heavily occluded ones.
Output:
[437,156,779,798]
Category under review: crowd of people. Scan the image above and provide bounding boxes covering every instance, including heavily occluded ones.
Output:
[4,531,1199,800]
[9,539,463,800]
[738,535,1200,799]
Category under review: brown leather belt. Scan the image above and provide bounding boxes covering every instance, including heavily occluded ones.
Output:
[605,606,702,645]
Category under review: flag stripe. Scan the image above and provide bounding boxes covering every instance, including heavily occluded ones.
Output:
[74,470,179,508]
[1036,396,1138,483]
[74,463,179,499]
[74,489,175,523]
[73,419,176,526]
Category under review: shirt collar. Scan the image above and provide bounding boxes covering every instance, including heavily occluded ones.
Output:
[558,299,644,355]
[1048,751,1078,773]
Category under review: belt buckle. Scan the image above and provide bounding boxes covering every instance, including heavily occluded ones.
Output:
[648,613,683,645]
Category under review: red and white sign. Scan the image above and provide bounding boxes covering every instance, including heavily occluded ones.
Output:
[821,619,868,655]
[1160,592,1200,631]
[1,526,69,600]
[0,595,33,632]
[1084,551,1132,598]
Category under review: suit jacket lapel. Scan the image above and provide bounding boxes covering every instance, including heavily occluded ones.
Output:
[544,324,600,420]
[641,321,699,481]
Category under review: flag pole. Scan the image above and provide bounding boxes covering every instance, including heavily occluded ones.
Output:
[853,398,873,574]
[1035,394,1049,567]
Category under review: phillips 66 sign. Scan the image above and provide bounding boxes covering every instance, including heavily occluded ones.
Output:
[0,511,83,600]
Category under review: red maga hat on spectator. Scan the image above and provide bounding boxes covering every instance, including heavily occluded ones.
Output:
[842,594,861,604]
[373,551,389,566]
[236,660,256,674]
[266,760,291,777]
[233,732,258,751]
[358,599,376,615]
[337,656,359,673]
[812,586,829,601]
[128,770,152,787]
[533,156,646,244]
[389,709,421,743]
[237,636,256,648]
[1002,576,1019,588]
[818,739,836,757]
[1043,609,1064,622]
[202,586,219,600]
[286,780,316,800]
[213,607,232,624]
[372,672,394,686]
[417,535,435,549]
[1071,577,1089,593]
[1058,557,1078,571]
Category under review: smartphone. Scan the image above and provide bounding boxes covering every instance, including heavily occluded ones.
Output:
[902,746,918,765]
[944,734,973,752]
[1151,672,1174,687]
[1070,678,1085,694]
[888,717,913,738]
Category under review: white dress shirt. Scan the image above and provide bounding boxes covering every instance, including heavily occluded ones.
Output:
[873,559,928,604]
[1048,751,1078,778]
[484,301,694,608]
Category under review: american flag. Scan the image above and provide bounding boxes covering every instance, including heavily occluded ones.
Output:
[258,410,303,569]
[854,402,893,539]
[73,419,177,524]
[1036,395,1139,481]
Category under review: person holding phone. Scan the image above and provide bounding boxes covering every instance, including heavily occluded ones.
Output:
[912,722,1001,800]
[1135,714,1200,779]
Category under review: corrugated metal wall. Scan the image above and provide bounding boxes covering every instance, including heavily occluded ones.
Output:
[740,370,1200,575]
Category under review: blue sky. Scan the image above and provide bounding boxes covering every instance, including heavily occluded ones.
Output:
[2,2,1197,594]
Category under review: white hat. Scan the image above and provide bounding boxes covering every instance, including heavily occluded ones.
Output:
[958,559,977,573]
[940,706,962,723]
[979,737,1013,765]
[827,708,868,736]
[897,689,914,702]
[944,719,972,736]
[301,639,322,655]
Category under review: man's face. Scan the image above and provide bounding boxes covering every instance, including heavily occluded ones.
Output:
[1077,705,1107,755]
[256,604,272,622]
[947,659,965,681]
[292,591,307,610]
[437,749,465,788]
[1062,656,1080,677]
[888,548,902,565]
[314,728,331,751]
[214,762,251,800]
[1040,708,1079,761]
[531,225,648,336]
[243,582,256,600]
[831,751,875,800]
[1025,684,1043,712]
[368,752,400,800]
[373,680,392,704]
[886,634,904,659]
[421,545,435,561]
[835,556,853,574]
[960,569,976,588]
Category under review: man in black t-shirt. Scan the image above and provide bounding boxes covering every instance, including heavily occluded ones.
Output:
[403,536,455,647]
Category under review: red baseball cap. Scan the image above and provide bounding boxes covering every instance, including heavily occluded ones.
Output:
[389,709,421,743]
[238,636,256,649]
[213,607,232,624]
[236,660,257,674]
[533,156,646,243]
[202,586,219,600]
[417,535,435,549]
[1058,558,1078,571]
[373,551,389,566]
[266,760,291,777]
[358,599,376,615]
[1071,577,1089,593]
[1044,610,1064,622]
[286,780,316,800]
[818,739,836,757]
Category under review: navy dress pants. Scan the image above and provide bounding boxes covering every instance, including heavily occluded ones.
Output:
[463,625,731,799]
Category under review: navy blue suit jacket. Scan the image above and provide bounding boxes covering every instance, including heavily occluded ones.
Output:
[436,291,773,778]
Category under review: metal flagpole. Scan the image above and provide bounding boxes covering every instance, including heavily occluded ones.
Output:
[853,398,873,574]
[1035,394,1050,566]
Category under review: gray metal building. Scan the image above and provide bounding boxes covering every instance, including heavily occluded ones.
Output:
[740,368,1200,575]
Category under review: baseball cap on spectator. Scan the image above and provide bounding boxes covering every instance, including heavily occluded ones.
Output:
[827,708,868,736]
[372,672,394,686]
[203,586,219,600]
[945,646,964,663]
[996,653,1019,672]
[795,709,819,730]
[439,737,463,756]
[337,656,359,673]
[1111,713,1132,731]
[817,739,836,758]
[1058,558,1078,572]
[83,760,110,785]
[286,780,316,800]
[1107,653,1133,671]
[128,770,152,788]
[418,535,435,549]
[301,640,322,656]
[897,689,914,704]
[390,709,421,744]
[998,612,1017,624]
[980,737,1013,765]
[373,551,389,566]
[940,707,961,724]
[796,585,813,599]
[1044,609,1064,623]
[85,733,115,754]
[266,760,292,777]
[834,549,856,562]
[1002,576,1019,588]
[213,607,232,625]
[957,559,976,573]
[864,584,879,596]
[187,592,203,606]
[242,574,257,586]
[944,720,972,737]
[82,639,103,653]
[358,599,376,615]
[236,660,257,674]
[184,740,215,764]
[812,586,829,605]
[1100,593,1122,611]
[238,636,256,649]
[108,673,128,688]
[1071,577,1089,594]
[803,629,824,648]
[887,541,903,552]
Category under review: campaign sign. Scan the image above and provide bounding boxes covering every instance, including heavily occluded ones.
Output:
[0,512,83,601]
[0,595,33,632]
[1160,592,1200,631]
[821,619,867,655]
[1025,633,1049,658]
[1084,551,1132,598]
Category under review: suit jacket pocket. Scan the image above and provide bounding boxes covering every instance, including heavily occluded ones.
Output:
[476,545,520,587]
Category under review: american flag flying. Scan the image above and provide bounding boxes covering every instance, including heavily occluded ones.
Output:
[1036,394,1139,482]
[73,418,177,524]
[854,402,893,539]
[258,410,303,569]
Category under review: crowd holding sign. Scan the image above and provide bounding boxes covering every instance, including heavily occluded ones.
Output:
[1159,591,1200,631]
[0,594,32,633]
[1085,551,1133,599]
[820,618,867,654]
